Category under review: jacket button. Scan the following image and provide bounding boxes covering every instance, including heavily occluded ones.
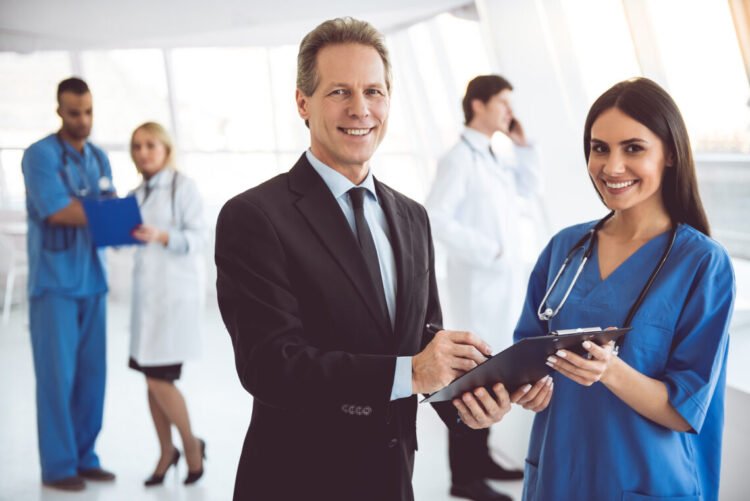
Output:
[355,406,363,415]
[348,405,356,414]
[341,404,349,414]
[363,406,372,416]
[388,438,399,448]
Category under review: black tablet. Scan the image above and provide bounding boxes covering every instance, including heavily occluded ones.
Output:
[420,327,631,404]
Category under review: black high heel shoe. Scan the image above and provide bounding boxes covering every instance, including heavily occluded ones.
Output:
[144,448,181,487]
[184,438,206,485]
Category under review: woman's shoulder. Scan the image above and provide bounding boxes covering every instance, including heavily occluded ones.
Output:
[674,224,733,273]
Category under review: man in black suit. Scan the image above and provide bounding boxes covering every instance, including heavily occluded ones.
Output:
[216,17,538,501]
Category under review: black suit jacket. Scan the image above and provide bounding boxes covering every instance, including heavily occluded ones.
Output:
[216,154,461,500]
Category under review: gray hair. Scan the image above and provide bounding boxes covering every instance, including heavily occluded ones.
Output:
[296,17,393,96]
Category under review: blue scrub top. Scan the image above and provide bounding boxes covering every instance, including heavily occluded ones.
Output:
[515,221,735,501]
[21,134,113,298]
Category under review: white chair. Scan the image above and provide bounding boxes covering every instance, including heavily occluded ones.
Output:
[0,212,28,325]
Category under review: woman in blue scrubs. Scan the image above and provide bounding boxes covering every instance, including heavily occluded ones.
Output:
[514,78,735,501]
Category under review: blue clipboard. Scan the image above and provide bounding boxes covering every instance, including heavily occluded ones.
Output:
[82,195,143,247]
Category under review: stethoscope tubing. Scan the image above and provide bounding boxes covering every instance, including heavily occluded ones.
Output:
[537,211,677,332]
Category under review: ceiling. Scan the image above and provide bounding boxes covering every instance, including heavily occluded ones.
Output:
[0,0,473,52]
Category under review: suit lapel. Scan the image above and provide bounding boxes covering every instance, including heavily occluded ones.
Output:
[289,155,392,338]
[376,180,414,343]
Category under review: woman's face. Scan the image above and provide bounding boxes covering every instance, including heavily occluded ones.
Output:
[587,107,670,214]
[131,129,169,178]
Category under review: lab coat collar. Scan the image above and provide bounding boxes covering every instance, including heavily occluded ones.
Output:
[141,167,176,190]
[461,126,493,153]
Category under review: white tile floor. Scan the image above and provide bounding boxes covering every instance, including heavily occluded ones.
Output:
[0,301,525,501]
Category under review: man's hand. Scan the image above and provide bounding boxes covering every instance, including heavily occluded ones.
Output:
[506,117,528,147]
[412,330,491,394]
[452,383,512,429]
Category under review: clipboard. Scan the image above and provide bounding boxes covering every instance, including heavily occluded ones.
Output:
[420,327,631,404]
[82,195,143,247]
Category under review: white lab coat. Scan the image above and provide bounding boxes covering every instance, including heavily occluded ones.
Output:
[129,168,206,366]
[426,127,541,350]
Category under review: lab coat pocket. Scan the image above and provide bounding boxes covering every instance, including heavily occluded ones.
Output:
[621,492,699,501]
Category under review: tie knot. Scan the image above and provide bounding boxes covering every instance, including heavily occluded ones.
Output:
[348,187,368,210]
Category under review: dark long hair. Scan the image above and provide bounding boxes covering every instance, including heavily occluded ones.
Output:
[583,77,710,236]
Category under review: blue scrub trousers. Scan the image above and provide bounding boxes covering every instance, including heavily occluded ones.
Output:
[29,293,106,482]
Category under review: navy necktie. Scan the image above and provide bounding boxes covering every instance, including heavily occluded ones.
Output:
[348,187,390,325]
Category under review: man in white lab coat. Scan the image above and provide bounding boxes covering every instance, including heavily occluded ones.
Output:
[426,75,541,501]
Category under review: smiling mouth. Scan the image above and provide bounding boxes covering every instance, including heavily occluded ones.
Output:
[604,179,638,189]
[339,127,373,136]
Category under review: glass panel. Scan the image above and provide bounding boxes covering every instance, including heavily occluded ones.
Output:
[0,52,72,148]
[181,152,281,222]
[170,48,275,152]
[646,0,750,153]
[80,49,171,146]
[269,45,309,153]
[0,149,26,210]
[561,0,641,103]
[108,150,142,196]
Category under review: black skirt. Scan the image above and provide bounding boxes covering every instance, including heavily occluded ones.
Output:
[129,357,182,381]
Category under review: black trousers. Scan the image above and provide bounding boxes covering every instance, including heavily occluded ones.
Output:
[448,427,494,484]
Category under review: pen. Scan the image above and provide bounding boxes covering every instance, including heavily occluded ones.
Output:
[424,323,491,360]
[425,323,442,336]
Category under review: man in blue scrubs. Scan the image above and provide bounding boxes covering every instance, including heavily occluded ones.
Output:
[22,78,116,491]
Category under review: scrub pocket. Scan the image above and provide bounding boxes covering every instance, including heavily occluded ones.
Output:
[523,459,539,501]
[622,492,700,501]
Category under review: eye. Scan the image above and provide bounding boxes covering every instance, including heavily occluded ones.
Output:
[365,88,385,96]
[624,144,644,153]
[329,89,348,96]
[590,143,608,154]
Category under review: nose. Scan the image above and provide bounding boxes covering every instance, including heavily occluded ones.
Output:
[602,151,626,176]
[348,92,369,119]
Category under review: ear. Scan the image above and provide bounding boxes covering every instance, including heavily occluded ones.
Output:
[295,88,310,121]
[665,150,675,168]
[471,98,484,116]
[56,107,62,119]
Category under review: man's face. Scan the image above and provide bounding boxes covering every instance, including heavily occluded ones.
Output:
[296,43,389,172]
[474,89,514,134]
[57,92,93,140]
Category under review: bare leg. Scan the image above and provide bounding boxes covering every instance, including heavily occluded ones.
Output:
[147,378,202,472]
[146,382,176,475]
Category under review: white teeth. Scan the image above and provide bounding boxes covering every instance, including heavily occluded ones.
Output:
[605,180,636,189]
[343,128,371,136]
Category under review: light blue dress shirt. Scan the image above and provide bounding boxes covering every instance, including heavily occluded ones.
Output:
[306,150,412,400]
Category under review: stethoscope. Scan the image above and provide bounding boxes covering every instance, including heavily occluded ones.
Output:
[138,169,180,225]
[44,133,114,252]
[537,211,678,329]
[56,132,113,198]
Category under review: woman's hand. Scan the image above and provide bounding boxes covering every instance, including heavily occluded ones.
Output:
[512,375,554,412]
[546,340,618,386]
[132,224,169,246]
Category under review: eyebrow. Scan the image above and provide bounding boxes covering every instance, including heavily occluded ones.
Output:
[590,137,648,145]
[327,82,386,88]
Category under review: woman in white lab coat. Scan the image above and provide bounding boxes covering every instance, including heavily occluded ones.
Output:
[129,122,206,486]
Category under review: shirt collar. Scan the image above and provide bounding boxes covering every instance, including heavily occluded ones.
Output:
[305,149,378,202]
[143,167,174,190]
[461,126,493,152]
